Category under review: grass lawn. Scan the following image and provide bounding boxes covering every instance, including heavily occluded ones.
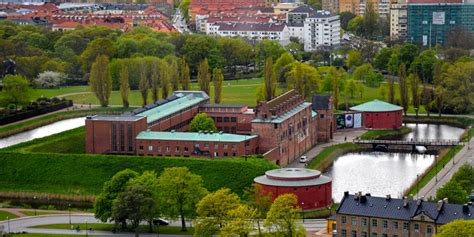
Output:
[4,127,85,154]
[12,234,81,237]
[359,126,412,140]
[307,143,361,171]
[31,86,90,99]
[19,211,65,216]
[0,107,130,139]
[31,223,194,235]
[0,210,18,221]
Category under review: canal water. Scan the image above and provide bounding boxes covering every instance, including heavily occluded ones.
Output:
[325,123,466,202]
[0,117,86,149]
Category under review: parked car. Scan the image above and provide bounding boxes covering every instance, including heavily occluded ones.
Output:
[299,156,308,163]
[153,218,170,226]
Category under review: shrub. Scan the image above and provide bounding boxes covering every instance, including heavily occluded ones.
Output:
[35,71,66,89]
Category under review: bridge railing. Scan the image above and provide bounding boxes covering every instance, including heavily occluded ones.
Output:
[353,138,461,146]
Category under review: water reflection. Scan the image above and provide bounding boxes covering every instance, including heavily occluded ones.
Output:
[0,117,86,149]
[325,152,435,202]
[401,123,465,140]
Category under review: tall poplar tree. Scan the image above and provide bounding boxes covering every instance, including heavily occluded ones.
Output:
[180,59,191,90]
[161,62,170,98]
[138,62,148,107]
[119,65,130,108]
[398,64,409,116]
[169,59,179,91]
[89,55,112,107]
[150,61,160,103]
[263,57,276,101]
[198,58,210,95]
[213,68,223,104]
[409,72,421,117]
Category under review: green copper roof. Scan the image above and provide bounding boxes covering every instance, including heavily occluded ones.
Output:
[136,131,257,143]
[312,110,318,118]
[252,102,312,124]
[137,91,209,124]
[350,100,403,112]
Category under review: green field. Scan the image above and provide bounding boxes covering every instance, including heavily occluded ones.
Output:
[0,151,276,197]
[0,210,18,221]
[4,127,86,154]
[31,223,194,235]
[12,234,81,237]
[359,126,412,140]
[19,210,65,216]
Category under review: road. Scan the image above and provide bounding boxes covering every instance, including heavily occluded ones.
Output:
[286,130,366,168]
[416,137,474,198]
[0,213,327,236]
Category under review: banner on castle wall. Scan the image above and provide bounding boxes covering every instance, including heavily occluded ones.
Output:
[345,114,354,128]
[336,114,345,129]
[354,113,362,128]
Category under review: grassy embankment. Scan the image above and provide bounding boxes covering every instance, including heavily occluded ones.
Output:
[358,126,412,140]
[31,223,194,235]
[0,107,130,139]
[0,210,18,221]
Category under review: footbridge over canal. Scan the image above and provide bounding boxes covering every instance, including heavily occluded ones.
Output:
[354,139,462,152]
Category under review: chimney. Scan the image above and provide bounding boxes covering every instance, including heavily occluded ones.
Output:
[416,198,423,206]
[403,196,409,208]
[462,204,469,214]
[443,198,448,204]
[360,195,367,203]
[366,193,371,197]
[437,200,444,211]
[344,191,349,197]
[386,194,391,201]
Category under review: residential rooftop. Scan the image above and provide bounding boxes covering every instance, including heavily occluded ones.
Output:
[216,22,286,32]
[254,168,332,187]
[252,102,312,123]
[136,130,257,143]
[87,115,145,122]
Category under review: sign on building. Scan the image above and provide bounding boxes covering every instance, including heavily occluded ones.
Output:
[432,12,445,25]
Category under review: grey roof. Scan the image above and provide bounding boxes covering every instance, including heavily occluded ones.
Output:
[88,115,145,122]
[136,131,257,143]
[312,95,331,110]
[337,193,474,223]
[289,5,316,13]
[217,22,286,32]
[308,10,336,18]
[252,102,312,124]
[254,168,332,187]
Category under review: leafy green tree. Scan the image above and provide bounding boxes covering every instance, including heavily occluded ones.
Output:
[432,62,444,117]
[345,79,357,98]
[356,81,364,98]
[89,55,112,107]
[189,113,217,132]
[139,62,149,107]
[387,76,395,104]
[452,164,474,194]
[150,61,160,103]
[255,40,286,67]
[115,38,139,58]
[213,68,224,104]
[182,35,223,70]
[219,37,254,67]
[352,63,374,83]
[180,58,191,90]
[243,183,273,236]
[263,57,277,101]
[81,37,116,72]
[409,73,421,117]
[220,204,257,237]
[112,185,157,237]
[362,0,378,39]
[287,62,320,99]
[198,58,211,95]
[273,52,295,87]
[264,193,305,237]
[54,32,88,55]
[339,11,356,31]
[399,44,419,68]
[348,16,364,35]
[158,167,208,231]
[436,179,468,204]
[439,61,473,114]
[120,65,130,108]
[194,188,241,235]
[94,169,139,225]
[373,47,393,71]
[42,59,67,73]
[138,37,175,58]
[378,83,387,101]
[169,59,179,91]
[398,64,409,116]
[179,0,191,21]
[160,63,170,99]
[410,49,438,84]
[0,75,30,110]
[436,219,474,237]
[346,50,361,69]
[421,86,434,117]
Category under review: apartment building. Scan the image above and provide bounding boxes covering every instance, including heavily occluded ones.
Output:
[303,10,341,51]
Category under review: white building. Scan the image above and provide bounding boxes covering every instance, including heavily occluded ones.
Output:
[208,22,290,44]
[303,10,340,51]
[389,0,407,41]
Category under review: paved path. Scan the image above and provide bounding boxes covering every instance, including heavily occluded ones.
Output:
[416,137,474,198]
[0,208,75,218]
[286,129,366,168]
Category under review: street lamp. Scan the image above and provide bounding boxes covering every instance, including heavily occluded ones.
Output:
[301,201,305,223]
[33,196,37,216]
[68,203,72,224]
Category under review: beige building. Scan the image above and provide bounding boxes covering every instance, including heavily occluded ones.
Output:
[322,0,339,14]
[390,0,407,41]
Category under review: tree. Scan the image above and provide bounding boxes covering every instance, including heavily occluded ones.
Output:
[263,57,277,101]
[0,75,30,110]
[410,49,438,84]
[322,66,345,108]
[160,63,170,99]
[95,169,139,225]
[409,73,421,117]
[255,40,286,67]
[339,11,356,31]
[399,44,419,68]
[264,194,304,237]
[362,0,378,39]
[345,79,357,98]
[243,183,273,236]
[346,50,361,69]
[120,65,130,108]
[373,47,393,71]
[378,84,387,101]
[436,179,468,204]
[387,76,395,104]
[198,59,211,95]
[35,71,65,89]
[189,113,217,132]
[80,37,116,72]
[180,58,191,90]
[213,68,223,104]
[194,188,241,235]
[150,61,160,103]
[356,81,364,98]
[89,55,112,107]
[273,52,295,87]
[398,64,409,116]
[452,164,474,195]
[219,37,254,67]
[178,0,191,21]
[139,62,149,107]
[352,63,375,83]
[158,167,208,231]
[348,16,364,35]
[432,62,444,117]
[445,26,474,50]
[112,185,157,237]
[287,62,320,99]
[169,59,179,92]
[436,219,474,237]
[421,86,434,117]
[220,204,257,237]
[439,61,474,114]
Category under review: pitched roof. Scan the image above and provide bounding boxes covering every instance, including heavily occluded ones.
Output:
[136,131,257,143]
[350,100,403,112]
[337,193,474,224]
[289,5,316,13]
[216,22,286,32]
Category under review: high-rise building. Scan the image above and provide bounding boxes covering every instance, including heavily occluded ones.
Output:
[390,0,408,41]
[303,10,341,51]
[322,0,339,13]
[407,0,474,46]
